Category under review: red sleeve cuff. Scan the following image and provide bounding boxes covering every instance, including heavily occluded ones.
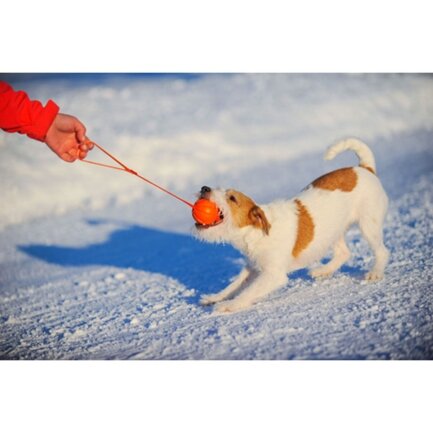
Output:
[26,99,60,142]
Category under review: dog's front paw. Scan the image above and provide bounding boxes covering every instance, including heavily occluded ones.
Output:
[200,294,220,306]
[364,271,384,281]
[214,300,248,314]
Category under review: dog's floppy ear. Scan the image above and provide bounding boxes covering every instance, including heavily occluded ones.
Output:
[248,205,271,235]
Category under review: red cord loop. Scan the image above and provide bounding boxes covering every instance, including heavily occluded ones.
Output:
[81,139,194,208]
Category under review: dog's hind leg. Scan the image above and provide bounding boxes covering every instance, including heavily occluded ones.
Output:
[359,215,389,281]
[310,236,351,279]
[200,267,254,306]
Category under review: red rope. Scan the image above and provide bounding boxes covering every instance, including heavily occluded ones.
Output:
[80,140,194,208]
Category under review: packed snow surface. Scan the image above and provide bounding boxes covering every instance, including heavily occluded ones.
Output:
[0,73,432,359]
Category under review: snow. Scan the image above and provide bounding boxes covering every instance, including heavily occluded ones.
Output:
[0,73,432,359]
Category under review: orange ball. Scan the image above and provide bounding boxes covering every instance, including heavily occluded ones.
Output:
[192,199,222,225]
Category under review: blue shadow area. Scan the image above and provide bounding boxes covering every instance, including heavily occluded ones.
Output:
[19,220,241,302]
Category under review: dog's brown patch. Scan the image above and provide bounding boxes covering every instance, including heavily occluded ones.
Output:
[312,167,357,192]
[226,190,271,235]
[292,199,315,258]
[360,164,376,175]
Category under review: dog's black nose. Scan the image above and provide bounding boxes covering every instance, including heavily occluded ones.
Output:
[201,186,211,194]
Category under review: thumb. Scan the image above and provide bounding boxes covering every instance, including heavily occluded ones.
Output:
[75,120,87,144]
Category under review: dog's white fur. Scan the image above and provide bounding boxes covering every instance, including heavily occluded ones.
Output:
[194,138,389,313]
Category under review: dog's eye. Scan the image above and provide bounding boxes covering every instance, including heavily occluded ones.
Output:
[229,195,238,204]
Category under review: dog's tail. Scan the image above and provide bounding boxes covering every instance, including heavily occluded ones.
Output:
[324,138,376,174]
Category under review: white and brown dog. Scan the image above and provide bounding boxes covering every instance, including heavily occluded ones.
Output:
[194,138,389,313]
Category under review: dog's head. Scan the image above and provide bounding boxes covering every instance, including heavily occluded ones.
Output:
[193,186,271,243]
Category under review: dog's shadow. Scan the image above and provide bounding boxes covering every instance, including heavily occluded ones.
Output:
[19,219,246,303]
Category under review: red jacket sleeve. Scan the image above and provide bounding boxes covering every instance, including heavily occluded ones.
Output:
[0,81,59,142]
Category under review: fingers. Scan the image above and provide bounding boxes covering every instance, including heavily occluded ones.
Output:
[62,147,81,163]
[78,141,93,160]
[61,152,76,163]
[62,141,92,163]
[82,136,94,149]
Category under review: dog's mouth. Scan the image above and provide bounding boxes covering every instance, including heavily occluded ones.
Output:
[195,210,225,230]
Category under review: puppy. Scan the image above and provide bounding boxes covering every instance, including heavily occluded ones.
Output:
[194,138,389,313]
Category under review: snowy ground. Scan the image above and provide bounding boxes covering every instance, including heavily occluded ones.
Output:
[0,73,432,359]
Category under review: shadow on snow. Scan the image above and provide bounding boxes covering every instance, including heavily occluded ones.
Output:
[19,219,244,301]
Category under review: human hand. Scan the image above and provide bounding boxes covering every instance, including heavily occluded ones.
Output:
[44,113,93,162]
